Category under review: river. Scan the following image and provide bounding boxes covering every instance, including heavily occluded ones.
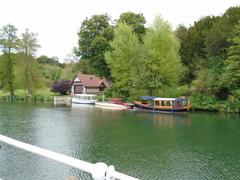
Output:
[0,102,240,180]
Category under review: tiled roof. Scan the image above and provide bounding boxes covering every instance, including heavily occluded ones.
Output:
[76,74,109,87]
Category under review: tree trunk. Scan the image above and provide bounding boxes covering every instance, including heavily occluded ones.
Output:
[7,52,14,96]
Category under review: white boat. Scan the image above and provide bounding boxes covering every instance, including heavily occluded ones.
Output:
[72,94,97,104]
[95,102,128,110]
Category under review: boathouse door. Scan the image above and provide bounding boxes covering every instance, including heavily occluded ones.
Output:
[74,85,83,94]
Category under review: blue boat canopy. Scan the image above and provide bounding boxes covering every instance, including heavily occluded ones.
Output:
[140,96,159,100]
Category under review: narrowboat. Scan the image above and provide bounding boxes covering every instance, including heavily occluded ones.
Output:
[133,96,191,113]
[72,94,97,104]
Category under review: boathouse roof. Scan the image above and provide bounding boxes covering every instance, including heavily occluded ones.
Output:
[74,74,110,88]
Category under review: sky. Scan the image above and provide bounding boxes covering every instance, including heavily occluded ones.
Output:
[0,0,239,62]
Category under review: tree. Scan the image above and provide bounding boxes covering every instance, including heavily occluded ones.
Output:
[16,29,42,95]
[175,24,193,84]
[37,55,63,67]
[222,22,240,90]
[76,14,113,78]
[105,22,141,98]
[140,16,183,95]
[0,24,18,96]
[118,12,146,42]
[18,29,40,56]
[51,80,71,95]
[188,7,240,99]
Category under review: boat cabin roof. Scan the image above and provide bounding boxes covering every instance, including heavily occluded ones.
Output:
[140,96,186,102]
[154,98,186,101]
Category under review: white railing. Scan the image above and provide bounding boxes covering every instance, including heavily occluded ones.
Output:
[0,134,139,180]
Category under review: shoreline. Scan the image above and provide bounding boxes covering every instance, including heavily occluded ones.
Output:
[0,95,239,114]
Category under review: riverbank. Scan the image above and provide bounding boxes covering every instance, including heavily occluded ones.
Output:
[190,94,239,113]
[0,89,58,102]
[1,89,239,113]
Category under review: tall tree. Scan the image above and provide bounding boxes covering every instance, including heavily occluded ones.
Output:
[222,22,240,90]
[141,16,183,95]
[17,29,42,95]
[76,14,113,78]
[0,24,18,96]
[105,22,141,98]
[118,12,146,42]
[175,24,193,84]
[18,29,40,56]
[187,7,240,99]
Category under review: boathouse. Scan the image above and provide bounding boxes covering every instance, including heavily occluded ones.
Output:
[71,74,110,95]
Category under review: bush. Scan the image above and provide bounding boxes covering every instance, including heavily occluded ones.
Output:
[190,93,231,111]
[51,80,71,95]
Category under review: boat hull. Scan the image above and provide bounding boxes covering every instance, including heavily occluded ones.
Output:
[133,101,190,113]
[72,98,97,104]
[95,102,128,110]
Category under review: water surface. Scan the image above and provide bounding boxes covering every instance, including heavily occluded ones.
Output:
[0,102,240,179]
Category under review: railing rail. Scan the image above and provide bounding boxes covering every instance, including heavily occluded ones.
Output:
[0,134,139,180]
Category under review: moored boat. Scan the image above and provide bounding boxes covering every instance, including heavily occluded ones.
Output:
[95,102,128,110]
[133,96,191,113]
[72,94,97,104]
[95,98,128,110]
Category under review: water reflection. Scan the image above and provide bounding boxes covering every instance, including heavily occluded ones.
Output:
[1,102,240,179]
[132,111,192,127]
[152,113,192,126]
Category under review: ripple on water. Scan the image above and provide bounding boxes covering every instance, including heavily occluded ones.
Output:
[1,103,240,179]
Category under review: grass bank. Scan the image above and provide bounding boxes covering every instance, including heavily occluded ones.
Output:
[0,89,58,102]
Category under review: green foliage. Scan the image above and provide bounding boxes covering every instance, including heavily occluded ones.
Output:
[39,64,62,86]
[0,24,18,53]
[37,55,63,67]
[14,54,44,95]
[190,93,224,111]
[18,29,40,56]
[60,63,77,80]
[191,64,230,100]
[0,88,58,102]
[222,22,240,90]
[118,12,146,42]
[175,25,195,84]
[229,90,240,109]
[0,24,18,96]
[158,85,190,98]
[174,6,240,110]
[16,29,42,95]
[176,16,218,84]
[141,16,183,95]
[105,22,141,98]
[36,55,63,86]
[76,14,113,78]
[106,16,184,99]
[0,54,16,91]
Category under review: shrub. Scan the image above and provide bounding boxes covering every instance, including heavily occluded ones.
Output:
[51,80,71,95]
